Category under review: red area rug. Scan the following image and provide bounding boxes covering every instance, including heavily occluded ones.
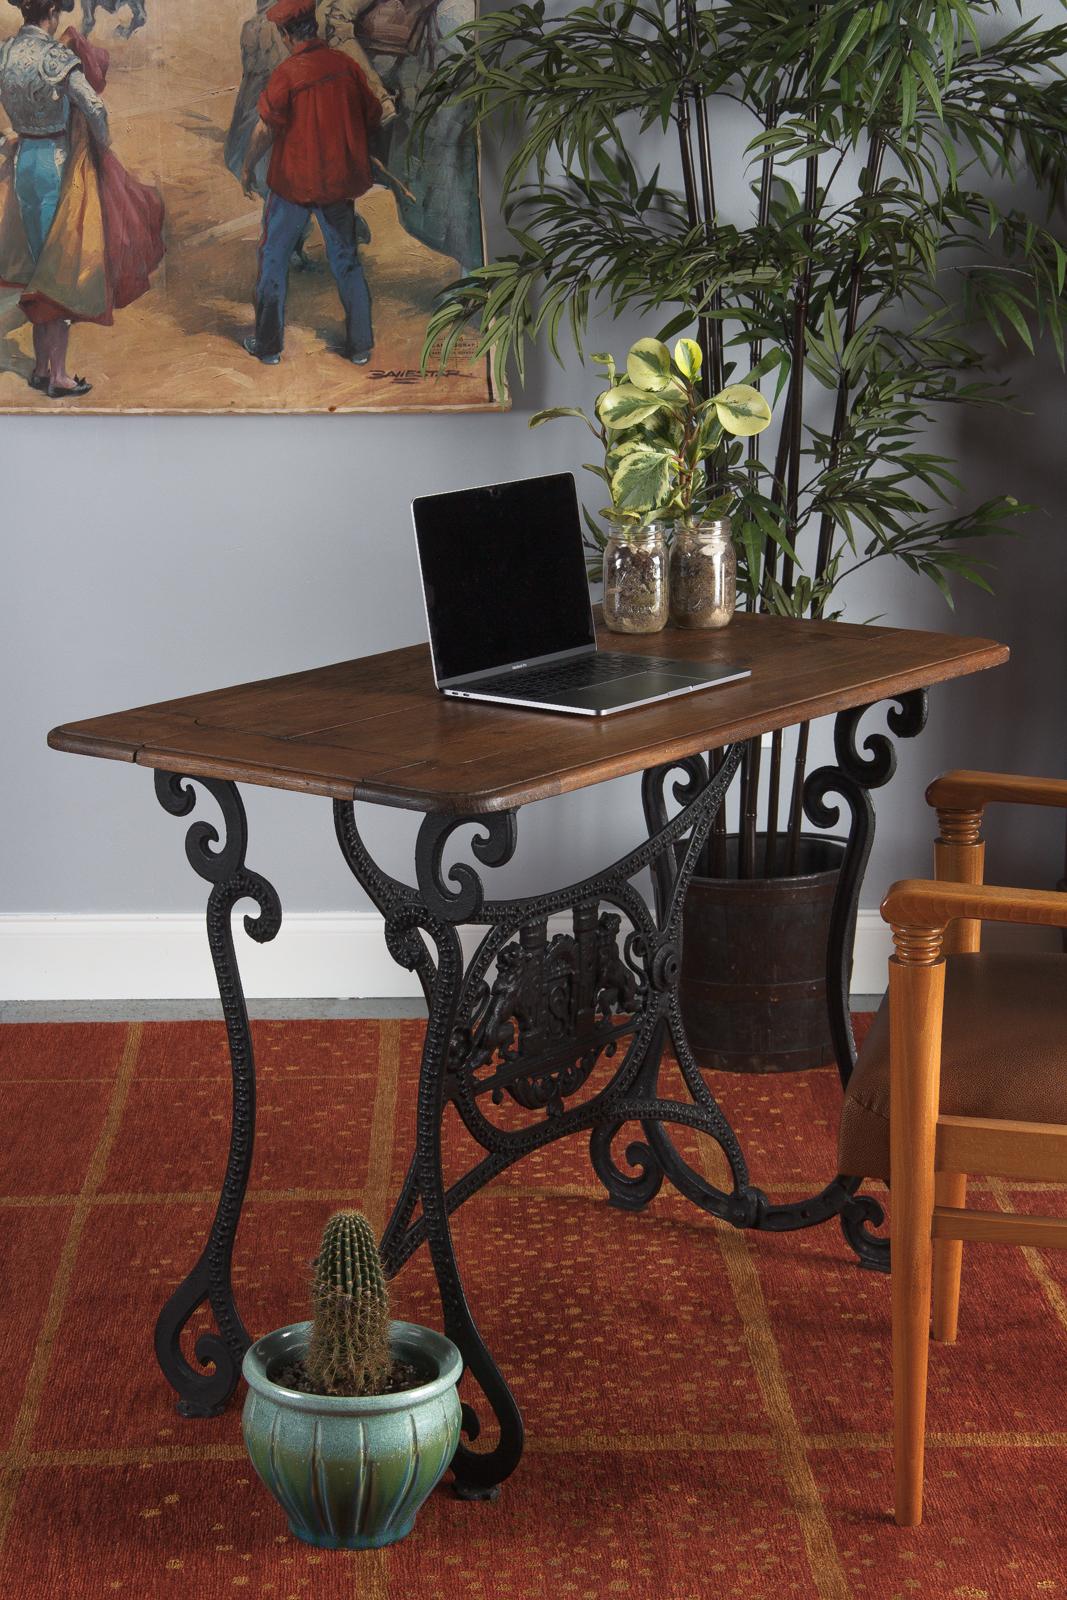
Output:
[0,1017,1065,1599]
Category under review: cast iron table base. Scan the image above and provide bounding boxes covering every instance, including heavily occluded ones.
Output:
[151,692,926,1495]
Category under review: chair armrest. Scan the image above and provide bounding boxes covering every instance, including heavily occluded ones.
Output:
[883,878,1067,940]
[927,771,1067,813]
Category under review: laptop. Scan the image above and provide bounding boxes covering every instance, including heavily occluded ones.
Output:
[411,473,751,717]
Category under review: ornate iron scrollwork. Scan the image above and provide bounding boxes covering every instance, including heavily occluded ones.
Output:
[455,906,641,1116]
[415,811,518,922]
[804,689,929,1088]
[153,771,281,1415]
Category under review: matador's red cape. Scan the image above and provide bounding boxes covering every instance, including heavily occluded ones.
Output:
[0,30,164,324]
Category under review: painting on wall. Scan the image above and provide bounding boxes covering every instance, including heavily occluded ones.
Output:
[0,0,499,413]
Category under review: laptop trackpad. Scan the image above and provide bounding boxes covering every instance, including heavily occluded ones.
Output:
[563,669,713,712]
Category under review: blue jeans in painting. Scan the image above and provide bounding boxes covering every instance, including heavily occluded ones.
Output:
[254,191,373,360]
[15,135,67,262]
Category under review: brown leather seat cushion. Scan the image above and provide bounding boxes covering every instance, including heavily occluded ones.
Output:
[839,951,1067,1181]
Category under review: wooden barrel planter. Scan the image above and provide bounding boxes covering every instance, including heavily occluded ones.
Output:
[679,833,846,1073]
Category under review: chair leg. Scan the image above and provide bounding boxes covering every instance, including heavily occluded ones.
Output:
[888,943,945,1528]
[932,1171,966,1343]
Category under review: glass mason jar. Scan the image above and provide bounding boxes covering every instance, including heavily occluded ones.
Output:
[669,516,737,629]
[602,522,670,634]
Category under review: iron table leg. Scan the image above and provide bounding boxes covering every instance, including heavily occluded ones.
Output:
[153,771,281,1416]
[626,692,929,1272]
[334,746,764,1498]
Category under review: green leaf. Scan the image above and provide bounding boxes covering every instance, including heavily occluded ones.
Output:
[712,384,773,438]
[673,337,703,380]
[737,347,788,388]
[597,383,668,429]
[626,338,673,392]
[529,406,596,431]
[825,9,871,77]
[822,296,844,358]
[610,444,673,513]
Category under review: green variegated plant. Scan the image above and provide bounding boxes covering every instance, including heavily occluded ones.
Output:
[532,334,773,573]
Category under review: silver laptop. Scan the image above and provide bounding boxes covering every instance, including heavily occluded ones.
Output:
[412,473,751,717]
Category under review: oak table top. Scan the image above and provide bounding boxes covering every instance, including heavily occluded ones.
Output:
[48,613,1008,815]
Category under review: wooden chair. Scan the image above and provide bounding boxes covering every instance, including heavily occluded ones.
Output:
[838,770,1067,1526]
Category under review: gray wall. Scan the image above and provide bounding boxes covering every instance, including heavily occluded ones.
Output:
[4,31,1066,933]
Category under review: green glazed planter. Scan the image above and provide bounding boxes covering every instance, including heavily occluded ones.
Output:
[242,1319,462,1550]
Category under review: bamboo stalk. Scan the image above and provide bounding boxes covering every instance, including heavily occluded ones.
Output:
[812,134,886,591]
[783,140,885,878]
[675,81,714,383]
[779,276,808,595]
[764,729,783,877]
[759,381,794,605]
[750,94,778,587]
[771,16,821,867]
[786,721,810,874]
[740,736,761,878]
[708,748,728,878]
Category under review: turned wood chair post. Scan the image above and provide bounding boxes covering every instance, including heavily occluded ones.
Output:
[887,919,946,1528]
[929,797,985,1344]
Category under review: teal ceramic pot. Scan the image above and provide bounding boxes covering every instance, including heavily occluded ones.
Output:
[241,1319,462,1550]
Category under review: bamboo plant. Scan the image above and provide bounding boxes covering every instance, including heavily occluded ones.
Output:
[416,0,1066,878]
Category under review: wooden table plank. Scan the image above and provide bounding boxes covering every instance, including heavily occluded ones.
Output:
[48,614,1008,813]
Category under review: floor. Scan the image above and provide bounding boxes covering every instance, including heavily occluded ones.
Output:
[1,1013,1064,1600]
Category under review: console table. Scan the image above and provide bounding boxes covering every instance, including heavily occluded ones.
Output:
[48,612,1007,1498]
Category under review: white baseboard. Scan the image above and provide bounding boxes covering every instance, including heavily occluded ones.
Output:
[0,909,893,1002]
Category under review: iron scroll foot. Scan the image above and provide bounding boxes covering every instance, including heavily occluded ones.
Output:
[153,772,281,1416]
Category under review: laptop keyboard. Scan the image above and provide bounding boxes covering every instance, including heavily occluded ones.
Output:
[476,653,684,699]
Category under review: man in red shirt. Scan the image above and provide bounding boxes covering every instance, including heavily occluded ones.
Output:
[240,0,382,365]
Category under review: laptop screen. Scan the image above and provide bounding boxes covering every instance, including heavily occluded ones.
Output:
[413,473,597,685]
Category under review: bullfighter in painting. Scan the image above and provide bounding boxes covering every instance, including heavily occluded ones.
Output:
[0,0,162,396]
[240,0,381,366]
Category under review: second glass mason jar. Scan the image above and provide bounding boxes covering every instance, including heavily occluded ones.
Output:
[602,521,670,634]
[669,516,737,629]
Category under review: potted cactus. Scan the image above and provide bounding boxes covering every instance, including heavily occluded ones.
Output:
[241,1210,462,1550]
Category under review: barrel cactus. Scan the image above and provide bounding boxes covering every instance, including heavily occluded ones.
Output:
[305,1210,392,1396]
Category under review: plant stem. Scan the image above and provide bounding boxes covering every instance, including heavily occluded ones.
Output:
[708,747,728,877]
[812,133,887,593]
[760,381,795,605]
[749,95,778,541]
[674,1,716,391]
[785,721,810,874]
[779,274,809,595]
[740,736,761,879]
[764,729,783,876]
[778,16,821,870]
[677,0,724,394]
